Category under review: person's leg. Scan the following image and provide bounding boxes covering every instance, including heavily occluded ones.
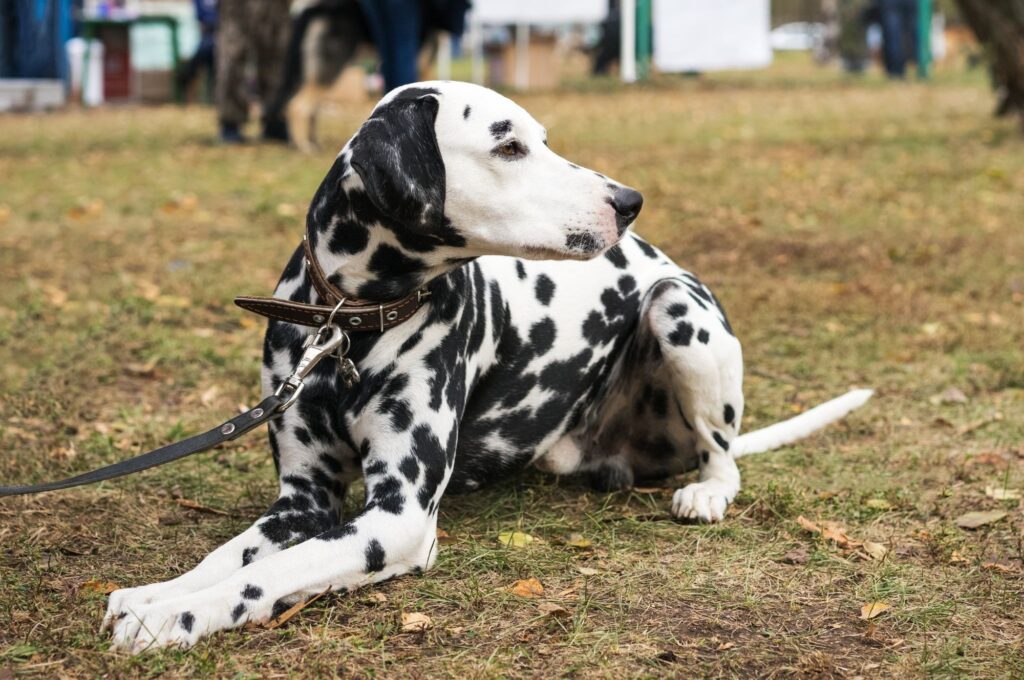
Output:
[901,0,919,73]
[253,0,292,141]
[215,0,249,141]
[878,0,905,77]
[380,0,422,91]
[359,0,391,90]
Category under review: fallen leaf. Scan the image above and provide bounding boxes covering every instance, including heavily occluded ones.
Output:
[263,588,330,629]
[176,498,229,516]
[632,487,663,494]
[497,531,534,548]
[537,602,570,618]
[717,641,736,651]
[955,510,1008,529]
[366,592,388,604]
[154,295,191,309]
[966,451,1011,467]
[958,412,1003,436]
[81,579,120,594]
[124,358,160,378]
[200,386,220,407]
[821,521,854,547]
[865,498,893,510]
[780,547,810,565]
[930,387,967,405]
[862,541,889,561]
[0,203,10,223]
[511,578,544,598]
[949,549,968,564]
[276,203,299,217]
[796,515,821,534]
[981,562,1018,574]
[985,486,1021,501]
[564,533,592,549]
[860,601,891,620]
[577,566,600,576]
[436,528,456,544]
[41,285,67,307]
[401,612,432,632]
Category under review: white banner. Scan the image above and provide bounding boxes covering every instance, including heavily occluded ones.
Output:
[471,0,607,25]
[653,0,772,72]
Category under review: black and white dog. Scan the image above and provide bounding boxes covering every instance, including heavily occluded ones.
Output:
[105,81,871,652]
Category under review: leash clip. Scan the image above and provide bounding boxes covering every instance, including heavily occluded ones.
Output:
[274,324,349,411]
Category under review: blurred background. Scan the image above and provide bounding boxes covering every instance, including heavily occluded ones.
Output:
[1,0,1020,136]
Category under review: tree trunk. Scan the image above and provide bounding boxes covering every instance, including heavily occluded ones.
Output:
[954,0,1024,130]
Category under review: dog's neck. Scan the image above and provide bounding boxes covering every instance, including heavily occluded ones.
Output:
[305,158,468,302]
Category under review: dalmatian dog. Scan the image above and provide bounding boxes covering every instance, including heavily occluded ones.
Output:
[104,81,872,652]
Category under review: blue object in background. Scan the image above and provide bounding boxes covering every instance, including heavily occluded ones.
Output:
[0,0,78,79]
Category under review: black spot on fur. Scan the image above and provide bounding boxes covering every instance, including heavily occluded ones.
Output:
[605,246,628,268]
[713,432,730,451]
[231,603,247,623]
[568,162,580,169]
[411,425,446,508]
[463,104,471,120]
[667,303,688,318]
[179,612,194,633]
[399,455,420,483]
[242,547,258,566]
[534,275,556,305]
[368,475,404,514]
[489,119,512,139]
[724,404,736,425]
[365,539,386,573]
[321,523,357,541]
[242,584,263,600]
[529,318,556,355]
[515,260,527,280]
[701,450,710,464]
[668,321,694,346]
[697,328,710,344]
[634,237,659,259]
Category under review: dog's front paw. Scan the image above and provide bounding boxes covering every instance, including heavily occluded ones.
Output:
[671,480,736,522]
[109,601,209,654]
[102,582,178,633]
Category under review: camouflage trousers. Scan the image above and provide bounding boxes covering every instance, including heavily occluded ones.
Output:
[215,0,292,125]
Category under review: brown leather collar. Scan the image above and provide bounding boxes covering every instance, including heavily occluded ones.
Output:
[235,234,430,331]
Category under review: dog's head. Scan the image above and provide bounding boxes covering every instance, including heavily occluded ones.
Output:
[347,81,642,260]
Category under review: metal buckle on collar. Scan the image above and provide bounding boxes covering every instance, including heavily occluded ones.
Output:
[273,323,349,411]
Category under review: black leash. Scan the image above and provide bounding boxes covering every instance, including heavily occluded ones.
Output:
[0,320,356,498]
[0,395,284,497]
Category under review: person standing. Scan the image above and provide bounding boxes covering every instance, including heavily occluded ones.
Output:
[878,0,918,78]
[176,0,218,100]
[358,0,423,93]
[215,0,291,143]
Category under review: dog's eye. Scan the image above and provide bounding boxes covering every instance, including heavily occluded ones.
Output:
[493,140,526,160]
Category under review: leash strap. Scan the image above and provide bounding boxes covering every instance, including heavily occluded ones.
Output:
[0,322,353,498]
[0,395,284,497]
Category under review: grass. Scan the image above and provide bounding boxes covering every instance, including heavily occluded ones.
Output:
[1,55,1023,677]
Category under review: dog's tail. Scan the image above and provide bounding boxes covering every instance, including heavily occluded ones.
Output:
[731,389,873,458]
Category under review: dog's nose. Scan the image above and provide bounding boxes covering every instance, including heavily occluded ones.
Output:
[610,187,643,232]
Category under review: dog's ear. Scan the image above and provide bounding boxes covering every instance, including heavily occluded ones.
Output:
[349,88,446,232]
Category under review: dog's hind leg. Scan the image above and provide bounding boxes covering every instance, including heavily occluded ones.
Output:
[644,278,745,522]
[287,83,325,153]
[102,323,354,631]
